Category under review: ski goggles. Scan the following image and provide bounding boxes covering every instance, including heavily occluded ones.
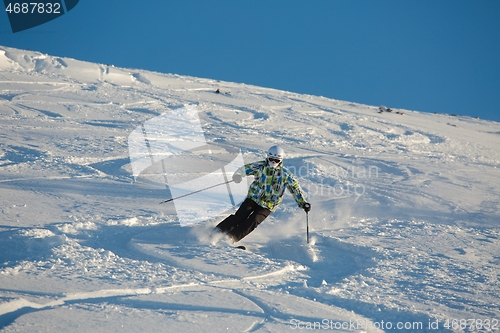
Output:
[268,157,282,163]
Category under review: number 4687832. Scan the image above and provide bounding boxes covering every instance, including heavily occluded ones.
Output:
[5,2,62,14]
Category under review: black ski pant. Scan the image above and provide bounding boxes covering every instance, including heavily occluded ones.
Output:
[216,198,271,242]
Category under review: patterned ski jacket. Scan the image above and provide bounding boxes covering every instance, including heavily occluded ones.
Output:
[234,160,307,212]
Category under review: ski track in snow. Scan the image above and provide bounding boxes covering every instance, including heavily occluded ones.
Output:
[1,46,499,332]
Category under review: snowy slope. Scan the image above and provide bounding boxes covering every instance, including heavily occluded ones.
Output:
[0,45,499,332]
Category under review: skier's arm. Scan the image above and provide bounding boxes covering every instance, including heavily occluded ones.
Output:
[285,172,308,208]
[232,161,264,182]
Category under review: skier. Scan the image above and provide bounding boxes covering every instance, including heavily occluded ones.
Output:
[214,145,311,243]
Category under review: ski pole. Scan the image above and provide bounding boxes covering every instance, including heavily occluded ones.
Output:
[159,180,234,204]
[306,211,310,244]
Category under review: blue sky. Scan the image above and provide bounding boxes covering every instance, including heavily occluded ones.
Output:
[1,1,499,122]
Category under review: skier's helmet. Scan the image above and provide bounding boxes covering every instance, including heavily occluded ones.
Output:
[267,145,284,168]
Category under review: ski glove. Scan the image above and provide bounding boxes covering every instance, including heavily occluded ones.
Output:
[302,202,311,213]
[232,173,242,183]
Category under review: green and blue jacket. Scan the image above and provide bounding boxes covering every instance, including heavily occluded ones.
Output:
[234,160,307,212]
